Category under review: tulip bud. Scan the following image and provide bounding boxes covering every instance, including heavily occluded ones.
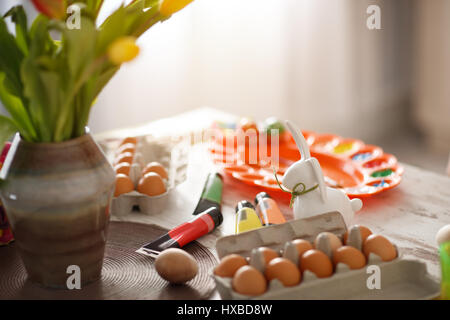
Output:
[159,0,194,17]
[107,36,140,65]
[31,0,66,20]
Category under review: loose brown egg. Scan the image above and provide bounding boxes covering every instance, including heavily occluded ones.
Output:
[114,174,134,197]
[155,248,198,284]
[314,232,343,252]
[116,143,136,155]
[137,172,166,196]
[363,234,397,261]
[291,239,313,258]
[120,137,138,146]
[232,265,267,296]
[115,152,134,165]
[114,162,131,176]
[264,257,301,287]
[343,225,373,244]
[214,254,248,278]
[258,247,279,265]
[142,162,168,179]
[300,249,333,278]
[333,246,366,269]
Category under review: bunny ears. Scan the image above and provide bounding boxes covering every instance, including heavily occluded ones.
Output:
[285,121,311,159]
[284,120,328,202]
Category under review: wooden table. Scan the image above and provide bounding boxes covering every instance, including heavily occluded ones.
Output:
[98,108,450,299]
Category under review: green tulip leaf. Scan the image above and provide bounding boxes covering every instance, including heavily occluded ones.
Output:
[0,16,24,99]
[0,72,36,141]
[4,5,30,55]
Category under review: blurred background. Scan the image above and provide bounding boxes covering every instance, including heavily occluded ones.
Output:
[1,0,449,173]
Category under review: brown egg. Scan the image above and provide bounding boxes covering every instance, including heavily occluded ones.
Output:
[214,254,248,278]
[232,265,267,296]
[258,247,279,265]
[363,234,397,261]
[115,152,134,165]
[137,172,166,196]
[291,239,313,258]
[300,249,333,278]
[343,225,373,244]
[142,162,168,179]
[120,137,138,146]
[264,257,301,287]
[114,162,131,176]
[333,246,366,269]
[114,174,134,197]
[314,232,343,252]
[155,248,198,284]
[116,143,136,155]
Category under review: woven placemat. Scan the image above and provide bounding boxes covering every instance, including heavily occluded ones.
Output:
[0,221,218,300]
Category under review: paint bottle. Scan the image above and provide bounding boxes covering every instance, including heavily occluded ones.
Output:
[439,242,450,299]
[436,225,450,299]
[254,192,286,226]
[235,200,262,234]
[235,201,262,234]
[193,172,223,215]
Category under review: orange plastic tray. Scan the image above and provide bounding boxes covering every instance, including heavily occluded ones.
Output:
[210,128,403,198]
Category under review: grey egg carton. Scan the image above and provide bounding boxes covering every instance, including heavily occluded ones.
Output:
[110,136,189,216]
[214,211,440,300]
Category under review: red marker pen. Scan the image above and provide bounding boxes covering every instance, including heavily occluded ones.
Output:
[136,207,223,257]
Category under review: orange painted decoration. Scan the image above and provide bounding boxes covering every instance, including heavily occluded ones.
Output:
[210,124,403,198]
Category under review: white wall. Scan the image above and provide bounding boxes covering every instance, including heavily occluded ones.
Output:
[90,2,197,132]
[89,0,415,144]
[413,0,450,152]
[4,0,443,149]
[90,0,292,133]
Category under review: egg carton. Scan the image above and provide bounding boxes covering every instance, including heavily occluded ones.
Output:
[214,211,440,300]
[109,136,189,216]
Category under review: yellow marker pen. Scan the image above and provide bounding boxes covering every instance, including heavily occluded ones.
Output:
[255,192,286,226]
[235,201,263,234]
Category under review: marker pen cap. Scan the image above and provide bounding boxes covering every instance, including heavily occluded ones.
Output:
[254,192,271,205]
[235,200,255,213]
[205,207,223,227]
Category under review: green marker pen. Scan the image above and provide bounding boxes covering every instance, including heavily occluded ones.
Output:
[193,172,223,215]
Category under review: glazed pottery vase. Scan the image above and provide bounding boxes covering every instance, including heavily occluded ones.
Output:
[0,130,115,288]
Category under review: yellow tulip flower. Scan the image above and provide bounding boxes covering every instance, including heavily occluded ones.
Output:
[107,36,140,65]
[159,0,194,17]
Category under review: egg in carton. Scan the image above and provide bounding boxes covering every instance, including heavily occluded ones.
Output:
[214,211,440,300]
[111,136,188,216]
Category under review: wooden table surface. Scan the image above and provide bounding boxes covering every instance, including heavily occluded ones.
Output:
[98,108,450,299]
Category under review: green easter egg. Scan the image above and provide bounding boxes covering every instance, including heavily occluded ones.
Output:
[371,169,393,178]
[264,117,285,135]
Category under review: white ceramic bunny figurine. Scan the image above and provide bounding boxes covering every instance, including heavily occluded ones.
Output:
[281,121,363,227]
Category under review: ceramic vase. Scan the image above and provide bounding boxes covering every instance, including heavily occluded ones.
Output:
[0,130,115,288]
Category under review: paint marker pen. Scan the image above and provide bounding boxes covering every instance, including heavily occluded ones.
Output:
[439,241,450,299]
[193,172,223,215]
[254,192,286,226]
[136,207,223,257]
[235,200,263,234]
